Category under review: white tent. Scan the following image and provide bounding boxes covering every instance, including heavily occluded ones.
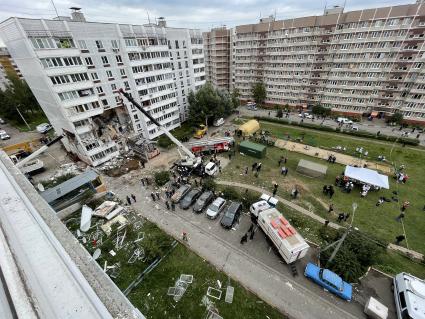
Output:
[344,166,389,189]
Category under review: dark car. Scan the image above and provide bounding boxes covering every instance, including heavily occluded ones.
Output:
[193,190,214,213]
[179,188,202,210]
[220,201,242,229]
[171,184,191,203]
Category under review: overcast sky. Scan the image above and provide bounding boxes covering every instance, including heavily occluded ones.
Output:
[0,0,414,35]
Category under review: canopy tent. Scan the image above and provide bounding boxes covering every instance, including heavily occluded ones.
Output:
[238,119,260,136]
[344,166,389,189]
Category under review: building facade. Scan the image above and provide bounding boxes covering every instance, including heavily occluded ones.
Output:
[203,27,231,91]
[0,13,205,166]
[0,47,22,90]
[232,2,425,123]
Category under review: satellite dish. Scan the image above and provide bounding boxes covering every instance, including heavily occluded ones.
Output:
[93,248,101,260]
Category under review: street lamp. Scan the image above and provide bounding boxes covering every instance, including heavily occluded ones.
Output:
[16,104,31,131]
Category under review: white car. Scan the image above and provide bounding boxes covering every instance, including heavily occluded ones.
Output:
[351,126,359,131]
[337,117,353,124]
[36,123,53,134]
[299,112,313,119]
[213,118,224,127]
[0,132,10,140]
[206,197,226,219]
[205,162,219,176]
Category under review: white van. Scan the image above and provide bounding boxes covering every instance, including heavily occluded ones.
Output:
[213,118,224,127]
[205,162,218,176]
[250,194,278,217]
[393,272,425,319]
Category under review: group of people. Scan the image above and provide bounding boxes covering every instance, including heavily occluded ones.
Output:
[327,154,337,163]
[240,223,257,244]
[322,185,335,198]
[125,194,137,205]
[396,172,409,184]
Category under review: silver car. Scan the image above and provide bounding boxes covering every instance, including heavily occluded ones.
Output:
[206,197,226,219]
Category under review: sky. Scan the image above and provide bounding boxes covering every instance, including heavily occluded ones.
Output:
[0,0,414,37]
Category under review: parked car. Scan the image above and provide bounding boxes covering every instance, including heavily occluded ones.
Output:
[193,190,214,213]
[351,126,359,131]
[213,118,225,127]
[206,197,226,219]
[299,112,313,119]
[0,117,5,124]
[179,188,202,210]
[337,117,353,125]
[36,123,53,134]
[205,162,218,176]
[220,201,242,229]
[247,102,257,111]
[0,132,10,140]
[171,184,191,203]
[304,263,352,301]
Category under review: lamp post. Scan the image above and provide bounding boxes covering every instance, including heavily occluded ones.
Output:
[16,104,31,131]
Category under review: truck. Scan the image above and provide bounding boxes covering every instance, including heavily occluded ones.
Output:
[257,207,309,263]
[250,193,278,217]
[187,137,234,155]
[194,124,207,139]
[393,272,425,319]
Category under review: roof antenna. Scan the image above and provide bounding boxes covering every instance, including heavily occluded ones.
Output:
[51,0,60,19]
[146,9,151,24]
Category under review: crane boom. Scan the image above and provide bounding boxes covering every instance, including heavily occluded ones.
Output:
[118,89,199,164]
[16,135,63,168]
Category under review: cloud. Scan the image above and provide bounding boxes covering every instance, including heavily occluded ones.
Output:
[0,0,414,34]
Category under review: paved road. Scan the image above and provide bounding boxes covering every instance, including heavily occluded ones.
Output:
[105,171,373,319]
[240,108,425,146]
[0,122,41,148]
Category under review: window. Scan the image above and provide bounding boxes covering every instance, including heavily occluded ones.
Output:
[111,83,117,90]
[78,40,87,49]
[175,40,179,49]
[119,69,126,76]
[124,81,130,90]
[115,55,122,63]
[106,70,113,78]
[91,72,99,80]
[101,99,108,106]
[30,38,56,49]
[95,40,103,49]
[101,56,109,64]
[85,57,94,66]
[58,91,79,101]
[96,86,104,94]
[111,40,119,49]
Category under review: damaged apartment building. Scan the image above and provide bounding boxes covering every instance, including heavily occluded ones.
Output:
[0,9,205,166]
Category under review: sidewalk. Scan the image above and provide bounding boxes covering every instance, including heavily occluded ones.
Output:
[105,174,359,319]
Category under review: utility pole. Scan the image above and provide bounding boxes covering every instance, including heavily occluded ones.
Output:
[16,105,31,131]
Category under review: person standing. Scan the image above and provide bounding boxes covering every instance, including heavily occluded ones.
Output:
[150,193,156,201]
[284,167,288,176]
[166,201,170,210]
[131,194,136,202]
[182,232,188,241]
[329,186,335,199]
[257,163,262,172]
[249,229,255,240]
[395,235,405,245]
[328,203,334,213]
[126,196,132,205]
[240,233,248,244]
[171,201,175,211]
[252,162,257,172]
[244,166,248,175]
[396,212,405,222]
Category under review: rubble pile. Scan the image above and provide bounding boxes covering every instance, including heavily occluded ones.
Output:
[99,156,140,177]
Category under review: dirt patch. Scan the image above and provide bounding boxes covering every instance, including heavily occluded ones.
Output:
[102,158,140,177]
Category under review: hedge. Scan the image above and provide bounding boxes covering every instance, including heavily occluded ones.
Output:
[255,116,420,146]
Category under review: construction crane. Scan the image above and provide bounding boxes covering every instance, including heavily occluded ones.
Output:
[118,89,202,169]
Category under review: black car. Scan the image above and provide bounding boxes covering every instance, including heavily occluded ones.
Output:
[193,190,214,213]
[179,188,202,209]
[220,201,242,229]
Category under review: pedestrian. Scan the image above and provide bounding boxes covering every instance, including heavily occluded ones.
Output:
[171,201,176,211]
[291,187,299,199]
[166,201,170,210]
[281,166,286,175]
[156,192,161,201]
[252,162,257,172]
[248,224,254,233]
[195,179,198,187]
[328,203,334,213]
[244,166,248,175]
[150,193,156,201]
[284,167,288,176]
[396,212,405,222]
[141,178,145,186]
[240,233,248,244]
[182,232,188,241]
[126,195,132,205]
[337,213,345,222]
[131,194,136,202]
[329,186,334,199]
[324,220,330,227]
[401,201,410,212]
[140,161,145,169]
[219,166,222,173]
[284,157,287,164]
[257,163,262,172]
[344,213,350,222]
[395,235,405,245]
[249,229,255,240]
[273,188,277,196]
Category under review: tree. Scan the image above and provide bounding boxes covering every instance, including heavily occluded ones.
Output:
[154,171,170,186]
[251,82,267,106]
[312,104,331,117]
[390,112,404,125]
[231,88,240,109]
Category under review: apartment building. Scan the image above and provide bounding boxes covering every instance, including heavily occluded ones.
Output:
[0,47,22,90]
[203,27,231,91]
[233,2,425,123]
[0,11,205,166]
[164,19,206,121]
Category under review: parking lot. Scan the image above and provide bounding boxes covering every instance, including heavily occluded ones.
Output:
[104,169,397,319]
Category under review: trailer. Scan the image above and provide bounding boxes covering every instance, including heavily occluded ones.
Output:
[258,208,309,263]
[187,137,234,155]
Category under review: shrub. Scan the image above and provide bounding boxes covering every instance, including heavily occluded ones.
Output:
[202,177,216,191]
[221,187,241,201]
[154,171,170,186]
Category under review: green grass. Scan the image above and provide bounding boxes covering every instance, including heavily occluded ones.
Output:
[157,122,194,148]
[128,244,285,319]
[13,112,48,132]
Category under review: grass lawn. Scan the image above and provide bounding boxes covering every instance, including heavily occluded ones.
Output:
[224,119,425,255]
[13,112,48,132]
[128,244,285,319]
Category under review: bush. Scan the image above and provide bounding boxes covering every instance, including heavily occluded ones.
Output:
[202,177,216,191]
[221,187,241,201]
[240,190,259,210]
[154,171,170,186]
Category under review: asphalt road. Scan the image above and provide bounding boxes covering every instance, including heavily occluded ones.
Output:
[240,108,425,146]
[105,170,397,319]
[0,122,42,148]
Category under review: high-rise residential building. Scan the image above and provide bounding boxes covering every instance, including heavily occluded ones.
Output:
[164,20,205,121]
[229,2,425,124]
[203,27,231,91]
[0,47,22,90]
[0,11,205,166]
